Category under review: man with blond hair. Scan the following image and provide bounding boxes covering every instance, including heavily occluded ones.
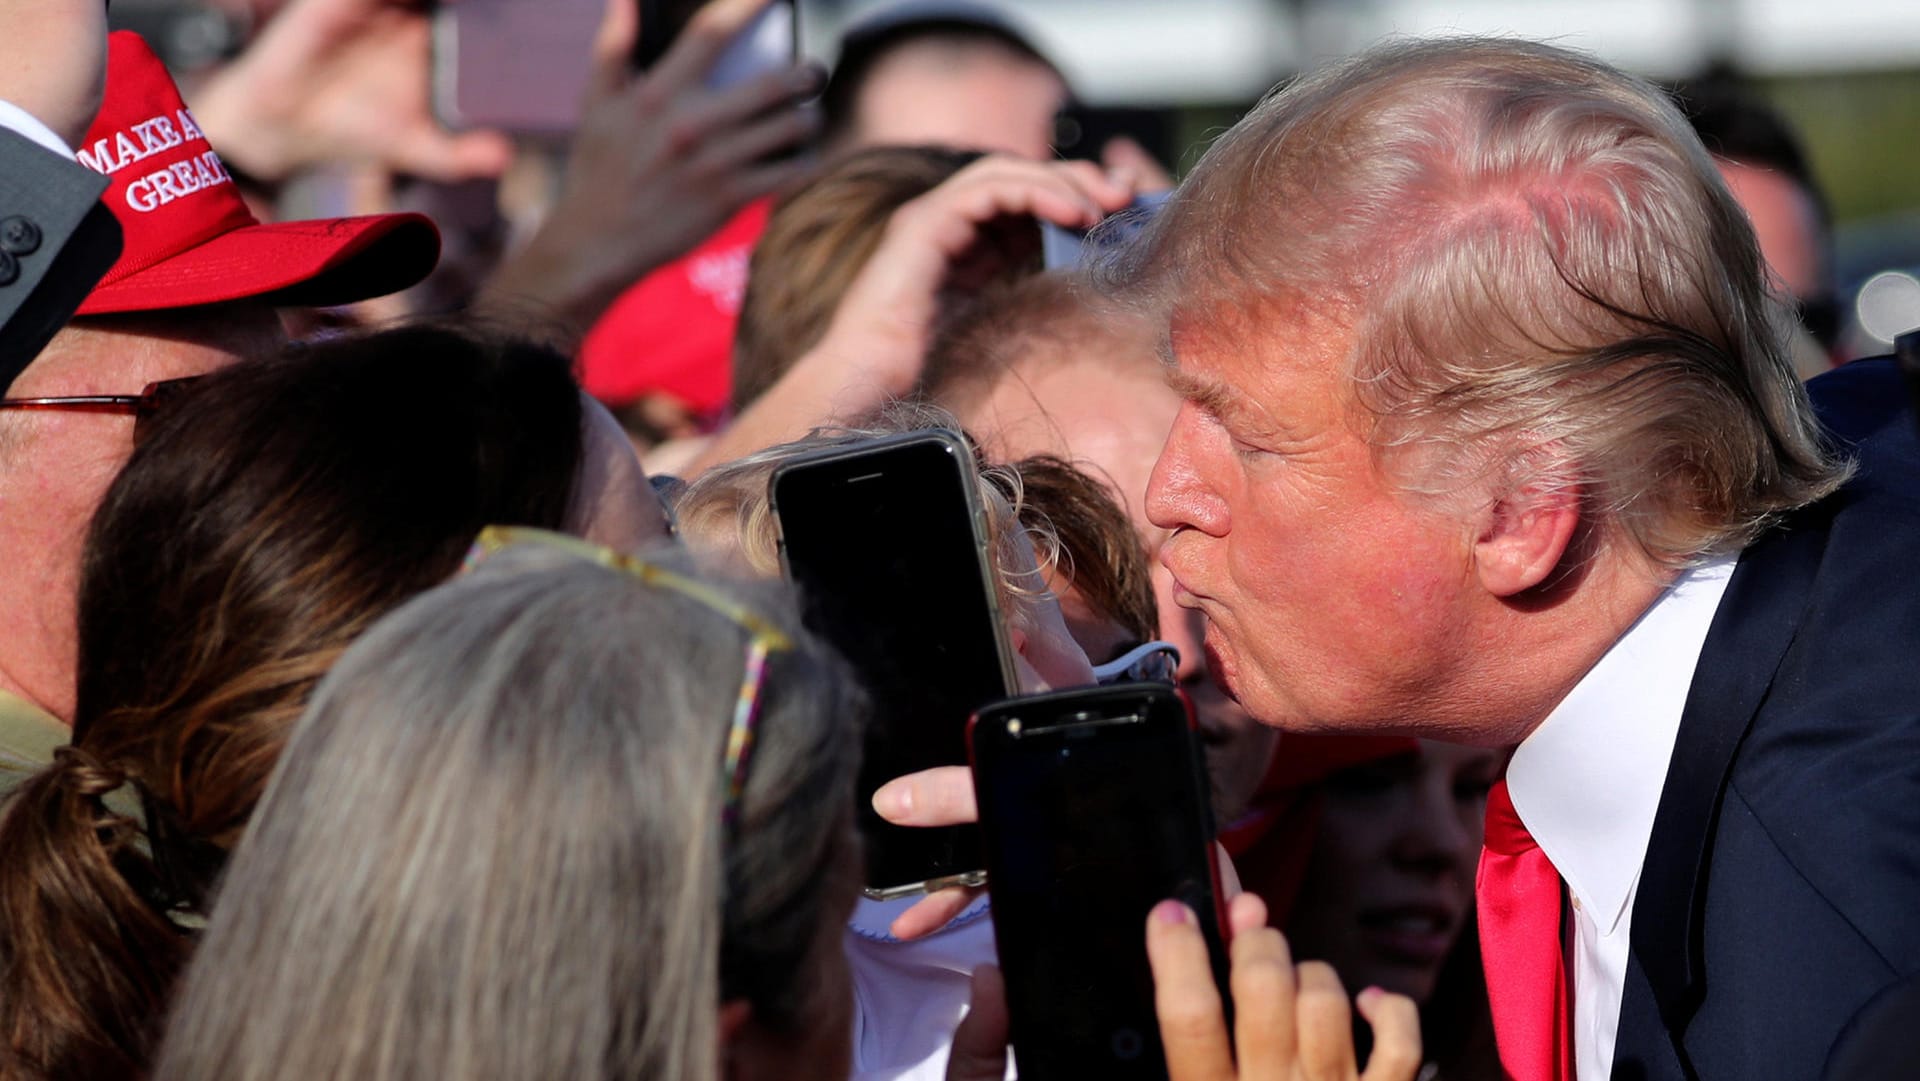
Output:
[872,34,1917,1081]
[1109,35,1919,1081]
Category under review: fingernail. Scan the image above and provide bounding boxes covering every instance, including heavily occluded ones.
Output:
[874,782,910,817]
[1357,986,1383,1007]
[1153,900,1192,925]
[795,62,828,93]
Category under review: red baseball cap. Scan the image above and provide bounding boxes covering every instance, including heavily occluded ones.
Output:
[72,32,439,316]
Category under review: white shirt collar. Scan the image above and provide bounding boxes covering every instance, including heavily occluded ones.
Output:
[1505,556,1737,937]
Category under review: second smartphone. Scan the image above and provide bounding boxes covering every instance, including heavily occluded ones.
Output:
[969,683,1232,1081]
[771,429,1017,898]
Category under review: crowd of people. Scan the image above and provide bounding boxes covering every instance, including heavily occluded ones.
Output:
[0,0,1915,1078]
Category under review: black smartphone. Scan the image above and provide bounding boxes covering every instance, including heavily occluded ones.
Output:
[969,683,1231,1081]
[771,429,1016,899]
[1052,102,1177,169]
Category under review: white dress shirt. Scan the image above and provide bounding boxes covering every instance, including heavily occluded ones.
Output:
[1505,556,1736,1081]
[0,100,76,158]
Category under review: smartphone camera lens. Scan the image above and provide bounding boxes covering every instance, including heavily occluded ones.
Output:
[1111,1028,1145,1061]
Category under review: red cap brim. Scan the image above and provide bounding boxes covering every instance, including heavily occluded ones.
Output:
[75,212,440,316]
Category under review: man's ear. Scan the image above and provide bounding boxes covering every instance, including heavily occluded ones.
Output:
[1472,471,1581,598]
[717,1000,754,1081]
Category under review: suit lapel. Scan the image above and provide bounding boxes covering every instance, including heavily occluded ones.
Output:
[1624,507,1830,1065]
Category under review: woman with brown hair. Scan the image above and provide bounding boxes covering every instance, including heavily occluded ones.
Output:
[0,323,658,1081]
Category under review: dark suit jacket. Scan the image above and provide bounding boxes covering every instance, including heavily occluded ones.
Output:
[0,127,122,390]
[1611,358,1920,1080]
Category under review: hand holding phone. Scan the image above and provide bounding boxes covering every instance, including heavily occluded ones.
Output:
[1145,892,1426,1081]
[475,0,819,331]
[969,684,1230,1080]
[772,429,1015,899]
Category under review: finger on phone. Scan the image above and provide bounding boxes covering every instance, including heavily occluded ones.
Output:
[1100,134,1176,193]
[1293,961,1358,1081]
[1356,987,1423,1081]
[888,886,982,941]
[1225,890,1267,938]
[1056,157,1136,210]
[1227,925,1298,1081]
[871,765,977,827]
[587,0,638,99]
[1146,901,1236,1081]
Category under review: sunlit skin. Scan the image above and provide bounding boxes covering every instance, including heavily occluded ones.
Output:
[1145,299,1666,747]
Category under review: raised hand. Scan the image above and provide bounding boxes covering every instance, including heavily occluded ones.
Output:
[192,0,515,183]
[1148,893,1423,1081]
[480,0,822,332]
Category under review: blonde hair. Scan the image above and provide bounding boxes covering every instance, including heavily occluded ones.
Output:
[151,544,863,1081]
[1109,37,1849,566]
[675,406,1056,632]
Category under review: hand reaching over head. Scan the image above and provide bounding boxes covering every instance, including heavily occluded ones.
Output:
[688,154,1135,474]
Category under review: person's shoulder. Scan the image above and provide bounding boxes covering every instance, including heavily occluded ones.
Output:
[1717,558,1920,973]
[1809,358,1920,503]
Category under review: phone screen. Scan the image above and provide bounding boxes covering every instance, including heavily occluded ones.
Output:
[772,432,1013,896]
[971,684,1228,1080]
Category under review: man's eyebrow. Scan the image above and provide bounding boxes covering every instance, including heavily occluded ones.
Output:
[1164,367,1239,419]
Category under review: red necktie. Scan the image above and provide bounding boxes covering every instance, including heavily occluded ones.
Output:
[1477,779,1576,1081]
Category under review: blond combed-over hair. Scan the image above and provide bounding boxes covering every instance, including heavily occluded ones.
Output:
[1108,37,1850,566]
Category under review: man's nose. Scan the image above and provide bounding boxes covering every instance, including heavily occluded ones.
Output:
[1146,404,1229,537]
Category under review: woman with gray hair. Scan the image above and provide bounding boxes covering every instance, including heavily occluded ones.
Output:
[148,530,871,1081]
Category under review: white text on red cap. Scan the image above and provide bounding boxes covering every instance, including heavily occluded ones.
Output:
[75,108,235,214]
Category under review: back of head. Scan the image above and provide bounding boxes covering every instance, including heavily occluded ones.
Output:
[732,145,981,412]
[920,270,1157,415]
[1114,37,1849,566]
[153,541,863,1081]
[0,324,584,1080]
